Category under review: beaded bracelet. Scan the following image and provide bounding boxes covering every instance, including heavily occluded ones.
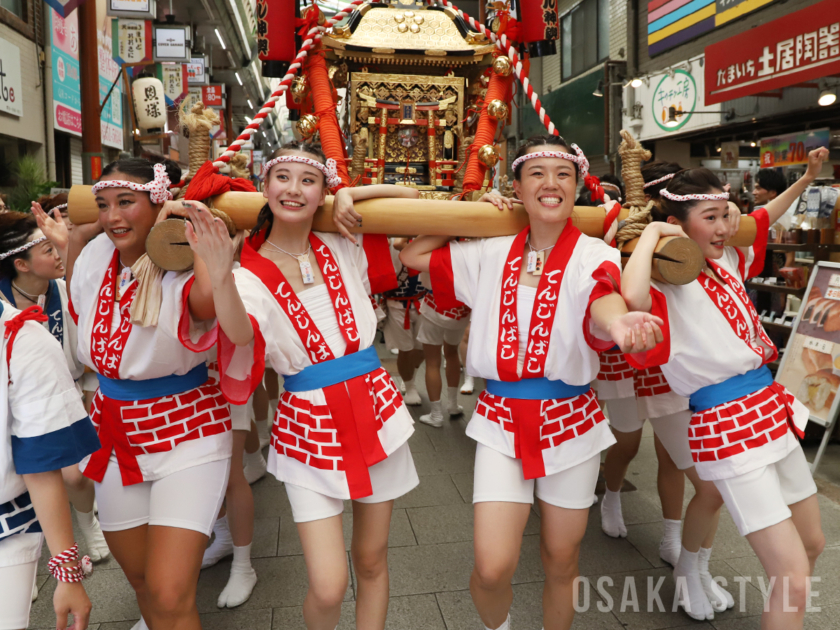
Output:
[48,543,93,583]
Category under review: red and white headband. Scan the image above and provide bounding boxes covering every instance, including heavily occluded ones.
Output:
[660,189,729,202]
[262,155,342,189]
[643,173,675,189]
[0,235,47,260]
[511,144,590,179]
[91,163,173,204]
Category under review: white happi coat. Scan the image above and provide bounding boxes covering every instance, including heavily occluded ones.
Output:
[0,302,98,566]
[428,223,619,477]
[221,232,414,499]
[70,234,231,483]
[640,208,808,480]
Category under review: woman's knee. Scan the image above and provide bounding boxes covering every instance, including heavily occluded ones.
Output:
[774,573,810,611]
[473,554,518,591]
[693,482,725,511]
[309,571,349,610]
[540,541,580,582]
[62,466,89,491]
[351,545,388,582]
[804,530,826,563]
[147,578,195,616]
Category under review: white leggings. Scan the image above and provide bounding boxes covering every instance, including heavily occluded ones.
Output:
[95,458,230,536]
[0,533,41,630]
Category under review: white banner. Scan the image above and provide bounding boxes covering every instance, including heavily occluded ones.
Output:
[0,38,23,118]
[622,54,721,142]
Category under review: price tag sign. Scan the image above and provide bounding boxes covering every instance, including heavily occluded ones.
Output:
[826,287,840,301]
[804,337,833,355]
[828,274,840,288]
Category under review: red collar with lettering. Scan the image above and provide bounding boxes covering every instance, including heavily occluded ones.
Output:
[243,231,361,362]
[698,260,777,364]
[90,251,137,379]
[497,222,580,381]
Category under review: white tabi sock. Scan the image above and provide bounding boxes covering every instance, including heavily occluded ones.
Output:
[75,507,111,562]
[403,379,422,405]
[659,519,682,566]
[600,489,627,538]
[485,614,511,630]
[447,386,463,415]
[217,543,258,608]
[698,546,734,611]
[673,547,714,621]
[202,515,234,568]
[243,448,267,484]
[460,374,475,394]
[130,617,149,630]
[419,400,444,427]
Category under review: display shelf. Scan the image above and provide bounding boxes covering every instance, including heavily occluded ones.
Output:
[762,321,793,334]
[746,282,806,295]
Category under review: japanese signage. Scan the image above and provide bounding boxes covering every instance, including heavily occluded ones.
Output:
[153,25,189,63]
[760,128,830,167]
[0,38,22,118]
[156,63,188,106]
[50,7,82,136]
[187,56,207,85]
[720,141,739,169]
[648,0,776,56]
[107,0,156,19]
[44,0,85,19]
[201,84,224,108]
[621,55,720,141]
[705,0,840,104]
[99,26,124,150]
[112,19,153,65]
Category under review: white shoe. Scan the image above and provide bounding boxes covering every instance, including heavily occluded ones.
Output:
[31,580,38,602]
[403,385,422,406]
[243,449,267,484]
[390,347,399,355]
[460,375,475,395]
[418,412,444,428]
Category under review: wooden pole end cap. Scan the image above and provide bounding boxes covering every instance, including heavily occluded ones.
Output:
[654,237,704,285]
[146,219,195,271]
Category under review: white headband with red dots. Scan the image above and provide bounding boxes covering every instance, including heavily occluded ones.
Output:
[643,173,676,189]
[511,144,591,178]
[262,155,342,189]
[660,189,729,202]
[0,235,47,261]
[91,163,173,204]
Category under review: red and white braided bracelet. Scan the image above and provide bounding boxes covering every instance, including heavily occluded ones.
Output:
[48,543,93,583]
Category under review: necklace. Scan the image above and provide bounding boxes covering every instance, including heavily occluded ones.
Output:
[115,260,134,303]
[12,280,47,308]
[526,237,554,276]
[262,239,315,284]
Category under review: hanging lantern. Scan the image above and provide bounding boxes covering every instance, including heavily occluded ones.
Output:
[487,100,509,121]
[257,0,297,78]
[297,114,320,139]
[516,0,559,58]
[492,56,513,77]
[132,76,166,133]
[478,144,500,168]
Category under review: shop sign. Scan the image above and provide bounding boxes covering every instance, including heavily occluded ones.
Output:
[153,25,190,63]
[202,84,224,108]
[721,141,739,169]
[107,0,156,20]
[760,128,830,167]
[51,7,82,136]
[0,38,22,118]
[705,0,840,105]
[156,63,188,106]
[112,19,152,65]
[99,27,124,150]
[622,54,720,141]
[187,56,207,85]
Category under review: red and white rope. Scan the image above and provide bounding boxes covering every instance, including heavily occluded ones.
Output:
[432,0,558,136]
[210,0,365,171]
[48,543,93,583]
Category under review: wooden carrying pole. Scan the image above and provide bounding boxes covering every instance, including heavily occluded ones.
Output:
[68,185,759,244]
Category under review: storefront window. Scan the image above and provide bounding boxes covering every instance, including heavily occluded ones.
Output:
[561,0,609,81]
[0,0,24,19]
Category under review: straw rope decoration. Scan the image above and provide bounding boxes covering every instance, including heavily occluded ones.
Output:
[613,129,656,250]
[208,0,562,172]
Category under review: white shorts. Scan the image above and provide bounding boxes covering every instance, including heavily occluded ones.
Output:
[473,443,601,509]
[231,397,254,431]
[285,442,419,523]
[383,301,422,352]
[417,315,469,347]
[714,445,818,536]
[605,398,694,470]
[95,457,230,536]
[0,533,41,630]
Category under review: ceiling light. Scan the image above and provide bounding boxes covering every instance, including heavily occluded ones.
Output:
[750,141,756,147]
[716,146,721,153]
[235,72,242,86]
[818,89,837,106]
[247,99,254,109]
[630,77,642,88]
[215,28,226,50]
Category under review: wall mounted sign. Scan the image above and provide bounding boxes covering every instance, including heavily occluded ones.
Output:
[187,56,207,85]
[99,27,124,150]
[107,0,157,21]
[112,19,153,65]
[760,128,830,167]
[0,38,22,118]
[157,63,188,106]
[705,0,840,104]
[153,25,190,63]
[50,7,82,136]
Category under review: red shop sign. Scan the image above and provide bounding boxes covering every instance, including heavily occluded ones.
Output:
[704,0,840,105]
[201,85,224,107]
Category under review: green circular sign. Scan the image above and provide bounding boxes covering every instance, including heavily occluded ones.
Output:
[652,69,697,132]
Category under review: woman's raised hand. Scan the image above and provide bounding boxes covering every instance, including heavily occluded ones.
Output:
[183,203,236,284]
[478,191,516,211]
[157,199,212,225]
